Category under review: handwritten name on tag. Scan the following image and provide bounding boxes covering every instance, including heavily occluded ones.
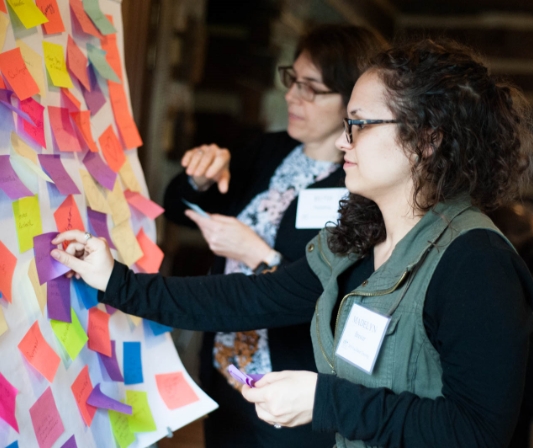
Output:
[296,188,348,229]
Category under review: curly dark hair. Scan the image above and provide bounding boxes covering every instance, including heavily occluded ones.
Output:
[328,38,533,256]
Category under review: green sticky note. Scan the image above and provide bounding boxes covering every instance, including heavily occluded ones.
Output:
[82,0,116,35]
[126,390,156,432]
[86,44,120,83]
[51,309,88,360]
[12,195,42,253]
[109,409,135,448]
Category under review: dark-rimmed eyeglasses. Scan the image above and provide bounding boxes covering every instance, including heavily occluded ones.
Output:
[343,118,398,143]
[278,66,338,102]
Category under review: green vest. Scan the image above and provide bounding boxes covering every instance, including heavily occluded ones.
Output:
[306,197,513,448]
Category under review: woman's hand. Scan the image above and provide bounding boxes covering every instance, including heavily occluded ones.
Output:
[50,230,115,292]
[182,144,231,193]
[185,210,272,269]
[242,371,318,428]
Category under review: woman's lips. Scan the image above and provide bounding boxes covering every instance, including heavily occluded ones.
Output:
[344,160,357,168]
[288,112,303,121]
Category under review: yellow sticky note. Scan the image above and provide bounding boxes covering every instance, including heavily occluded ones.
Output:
[42,41,73,88]
[106,179,130,226]
[79,169,111,214]
[11,133,37,164]
[6,0,48,29]
[12,195,42,253]
[0,306,8,337]
[50,309,88,360]
[126,390,157,432]
[127,314,141,327]
[118,158,142,193]
[109,409,135,448]
[111,221,143,267]
[17,40,46,97]
[0,13,9,51]
[28,258,46,313]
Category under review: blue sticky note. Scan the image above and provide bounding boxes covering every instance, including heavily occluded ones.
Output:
[73,278,98,309]
[6,441,19,448]
[147,319,172,336]
[123,341,143,385]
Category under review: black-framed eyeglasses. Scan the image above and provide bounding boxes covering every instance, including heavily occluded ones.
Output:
[343,118,398,143]
[278,66,338,102]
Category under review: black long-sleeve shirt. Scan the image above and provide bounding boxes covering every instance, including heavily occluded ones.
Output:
[100,229,533,448]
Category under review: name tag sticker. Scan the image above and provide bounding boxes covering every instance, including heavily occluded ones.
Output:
[295,188,349,229]
[335,303,391,374]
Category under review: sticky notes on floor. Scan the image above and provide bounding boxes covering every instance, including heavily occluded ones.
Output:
[124,190,164,220]
[83,150,116,190]
[39,154,80,195]
[33,232,70,285]
[87,383,132,414]
[29,387,64,448]
[6,0,48,29]
[0,240,16,302]
[0,155,33,200]
[0,372,18,431]
[98,340,123,381]
[47,275,71,323]
[48,106,81,152]
[135,228,164,274]
[18,321,61,382]
[108,408,135,448]
[111,220,143,267]
[66,35,89,91]
[71,365,96,426]
[125,390,155,432]
[156,371,199,410]
[108,81,143,149]
[12,195,42,253]
[20,98,46,147]
[123,341,143,385]
[50,308,88,360]
[43,42,73,88]
[71,110,97,152]
[87,307,111,356]
[98,125,125,172]
[36,0,65,34]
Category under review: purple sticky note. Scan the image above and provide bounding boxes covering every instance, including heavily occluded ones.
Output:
[98,340,123,382]
[33,232,70,285]
[38,155,80,196]
[0,155,33,200]
[60,436,77,448]
[87,207,115,249]
[105,305,117,315]
[0,90,35,125]
[87,383,132,414]
[81,66,106,116]
[47,275,71,323]
[82,152,117,191]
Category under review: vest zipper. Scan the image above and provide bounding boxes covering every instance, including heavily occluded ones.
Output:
[317,236,332,270]
[315,299,336,372]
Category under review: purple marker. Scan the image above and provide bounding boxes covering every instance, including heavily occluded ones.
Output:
[227,365,264,388]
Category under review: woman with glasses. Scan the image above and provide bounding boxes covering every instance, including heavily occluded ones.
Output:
[162,24,387,448]
[53,38,533,448]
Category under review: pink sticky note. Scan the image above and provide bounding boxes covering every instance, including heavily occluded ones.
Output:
[33,232,71,285]
[135,228,164,274]
[69,0,101,38]
[87,383,132,414]
[0,240,16,303]
[60,88,81,112]
[0,372,18,432]
[155,372,199,410]
[48,106,81,152]
[38,154,80,195]
[29,388,64,448]
[0,90,35,124]
[82,151,117,190]
[0,155,33,200]
[18,321,61,382]
[87,307,111,356]
[124,190,164,220]
[71,365,96,426]
[20,98,46,147]
[66,36,90,91]
[0,48,40,101]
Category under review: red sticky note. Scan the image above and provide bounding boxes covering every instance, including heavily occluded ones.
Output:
[53,195,84,247]
[71,365,96,426]
[29,388,64,448]
[0,1,6,14]
[71,110,97,152]
[18,321,61,382]
[0,372,18,432]
[69,0,101,38]
[100,16,122,81]
[0,48,40,101]
[66,35,90,91]
[124,190,164,220]
[87,307,111,356]
[0,240,16,303]
[61,88,81,111]
[135,228,164,274]
[98,125,125,173]
[155,372,199,410]
[48,106,81,152]
[37,0,65,34]
[20,98,46,147]
[108,81,143,149]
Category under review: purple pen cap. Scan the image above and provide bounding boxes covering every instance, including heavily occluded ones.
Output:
[227,365,264,387]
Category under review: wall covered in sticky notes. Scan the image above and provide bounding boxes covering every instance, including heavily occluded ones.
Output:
[0,1,217,447]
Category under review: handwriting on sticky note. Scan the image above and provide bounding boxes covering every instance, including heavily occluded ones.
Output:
[0,240,16,302]
[70,365,96,426]
[18,321,60,382]
[54,195,84,235]
[6,0,48,29]
[156,371,199,410]
[108,409,135,448]
[36,0,65,34]
[106,179,130,225]
[17,41,46,98]
[0,48,40,100]
[98,125,125,172]
[29,387,64,448]
[0,372,18,431]
[43,41,73,88]
[66,35,90,91]
[87,307,111,356]
[48,106,81,152]
[51,308,88,360]
[111,220,143,267]
[12,195,42,253]
[125,390,156,432]
[79,169,111,214]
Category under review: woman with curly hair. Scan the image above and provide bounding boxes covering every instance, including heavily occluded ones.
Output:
[52,39,533,448]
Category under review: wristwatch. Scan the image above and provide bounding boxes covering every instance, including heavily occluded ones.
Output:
[253,250,283,275]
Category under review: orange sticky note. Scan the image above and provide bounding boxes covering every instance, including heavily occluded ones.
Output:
[108,81,143,149]
[0,48,40,101]
[87,307,111,356]
[61,88,81,111]
[0,240,16,302]
[135,228,164,274]
[53,195,84,238]
[66,35,90,91]
[155,372,199,410]
[71,365,96,426]
[71,110,97,152]
[124,190,164,220]
[100,15,122,81]
[37,0,65,34]
[0,1,6,14]
[69,0,101,38]
[18,321,61,382]
[48,106,81,152]
[98,125,125,173]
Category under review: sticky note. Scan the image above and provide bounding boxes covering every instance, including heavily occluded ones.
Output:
[0,155,32,199]
[111,220,143,267]
[61,87,80,111]
[48,106,81,152]
[43,41,73,88]
[87,307,111,356]
[83,151,117,190]
[0,372,18,431]
[100,16,122,81]
[81,64,105,115]
[0,12,9,52]
[0,90,35,124]
[125,390,155,432]
[118,158,142,193]
[87,43,119,82]
[0,240,16,302]
[47,275,71,322]
[69,0,100,37]
[28,258,47,313]
[87,383,132,414]
[18,321,61,382]
[108,81,143,149]
[0,1,5,14]
[33,232,70,285]
[71,111,97,152]
[135,229,164,274]
[105,304,116,314]
[60,435,77,448]
[98,125,125,172]
[124,190,164,220]
[79,169,111,214]
[71,365,96,426]
[98,340,123,381]
[11,151,52,183]
[72,277,98,309]
[6,442,19,448]
[106,179,130,225]
[108,409,135,448]
[20,98,46,147]
[13,195,42,253]
[38,154,80,195]
[51,308,88,360]
[156,371,199,410]
[82,0,115,35]
[127,314,141,327]
[87,207,115,249]
[30,388,64,448]
[0,48,40,100]
[123,341,143,385]
[66,35,90,91]
[6,0,48,29]
[146,319,172,337]
[17,41,46,98]
[36,0,65,34]
[54,195,84,239]
[11,132,36,163]
[0,306,8,336]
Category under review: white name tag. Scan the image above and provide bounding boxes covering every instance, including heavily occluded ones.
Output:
[335,303,391,374]
[295,188,349,229]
